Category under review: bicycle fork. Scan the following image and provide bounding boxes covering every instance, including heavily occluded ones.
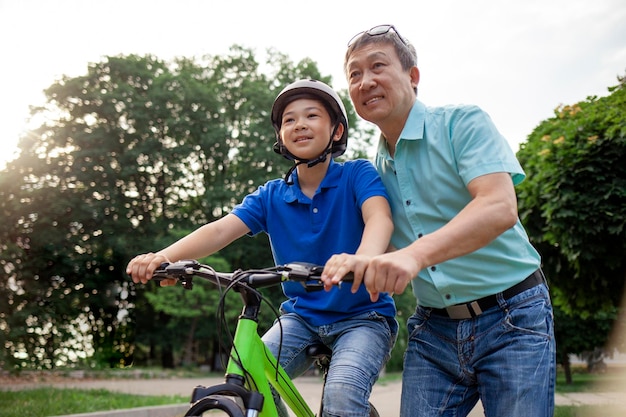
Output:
[191,317,314,417]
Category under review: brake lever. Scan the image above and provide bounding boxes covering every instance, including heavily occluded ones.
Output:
[164,259,201,274]
[152,260,200,289]
[283,262,321,279]
[279,262,321,291]
[282,262,354,292]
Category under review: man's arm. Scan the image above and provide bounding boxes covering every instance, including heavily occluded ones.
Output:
[364,172,518,300]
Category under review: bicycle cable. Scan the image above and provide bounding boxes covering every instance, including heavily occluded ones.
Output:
[193,263,316,413]
[215,269,282,392]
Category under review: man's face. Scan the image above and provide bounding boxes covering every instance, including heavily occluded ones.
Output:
[345,42,417,127]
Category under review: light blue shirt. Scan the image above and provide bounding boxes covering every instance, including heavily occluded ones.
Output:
[375,99,541,308]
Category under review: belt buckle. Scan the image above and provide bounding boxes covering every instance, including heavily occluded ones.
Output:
[445,301,483,319]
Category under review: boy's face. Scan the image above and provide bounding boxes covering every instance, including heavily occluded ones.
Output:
[279,98,340,161]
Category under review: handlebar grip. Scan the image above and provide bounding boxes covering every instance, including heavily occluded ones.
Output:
[246,272,284,287]
[151,263,173,281]
[341,272,355,282]
[283,262,353,282]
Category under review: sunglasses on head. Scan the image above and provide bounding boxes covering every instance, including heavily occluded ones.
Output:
[347,24,408,47]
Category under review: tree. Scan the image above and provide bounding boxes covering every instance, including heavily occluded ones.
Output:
[0,47,372,370]
[554,306,617,383]
[516,74,626,315]
[144,254,226,366]
[516,73,626,382]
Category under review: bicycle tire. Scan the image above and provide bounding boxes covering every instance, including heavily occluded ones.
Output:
[368,401,380,417]
[184,394,246,417]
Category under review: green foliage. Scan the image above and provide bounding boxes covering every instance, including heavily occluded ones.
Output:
[554,305,617,367]
[386,291,415,372]
[517,74,626,316]
[0,46,369,370]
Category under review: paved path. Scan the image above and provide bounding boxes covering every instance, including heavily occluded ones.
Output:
[4,375,626,416]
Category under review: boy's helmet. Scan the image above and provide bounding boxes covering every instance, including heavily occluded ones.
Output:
[271,79,349,160]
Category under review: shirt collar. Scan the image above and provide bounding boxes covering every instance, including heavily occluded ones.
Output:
[376,99,426,159]
[283,159,339,202]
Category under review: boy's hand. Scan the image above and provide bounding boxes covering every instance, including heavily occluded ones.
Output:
[321,253,371,294]
[126,253,176,286]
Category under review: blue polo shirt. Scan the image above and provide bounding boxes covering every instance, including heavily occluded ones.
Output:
[232,159,396,326]
[375,99,541,308]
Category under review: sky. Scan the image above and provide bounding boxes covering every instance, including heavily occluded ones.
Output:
[1,0,625,169]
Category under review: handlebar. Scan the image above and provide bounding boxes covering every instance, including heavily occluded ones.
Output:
[151,260,350,291]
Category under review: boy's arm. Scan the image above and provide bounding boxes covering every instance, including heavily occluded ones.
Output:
[127,213,250,285]
[357,196,394,256]
[321,195,393,292]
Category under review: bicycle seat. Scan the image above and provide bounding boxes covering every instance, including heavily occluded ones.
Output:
[307,343,332,359]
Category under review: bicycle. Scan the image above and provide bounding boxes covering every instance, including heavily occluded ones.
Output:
[151,259,380,417]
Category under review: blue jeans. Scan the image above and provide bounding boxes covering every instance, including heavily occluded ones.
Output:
[262,311,398,417]
[401,283,555,417]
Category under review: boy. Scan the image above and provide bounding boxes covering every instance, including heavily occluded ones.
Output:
[127,79,397,417]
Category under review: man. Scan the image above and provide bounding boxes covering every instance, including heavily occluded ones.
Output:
[324,24,555,417]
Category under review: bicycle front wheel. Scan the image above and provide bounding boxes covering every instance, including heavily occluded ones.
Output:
[184,394,246,417]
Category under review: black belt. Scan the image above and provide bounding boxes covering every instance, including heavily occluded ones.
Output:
[429,269,545,320]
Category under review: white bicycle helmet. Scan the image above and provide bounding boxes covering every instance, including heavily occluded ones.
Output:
[271,79,349,170]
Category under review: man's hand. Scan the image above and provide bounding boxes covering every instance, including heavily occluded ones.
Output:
[363,250,420,301]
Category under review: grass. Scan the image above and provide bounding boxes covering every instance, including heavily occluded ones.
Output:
[1,367,623,417]
[0,388,188,417]
[555,368,626,393]
[555,405,626,417]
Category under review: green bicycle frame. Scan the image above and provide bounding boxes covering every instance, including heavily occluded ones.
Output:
[226,316,315,417]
